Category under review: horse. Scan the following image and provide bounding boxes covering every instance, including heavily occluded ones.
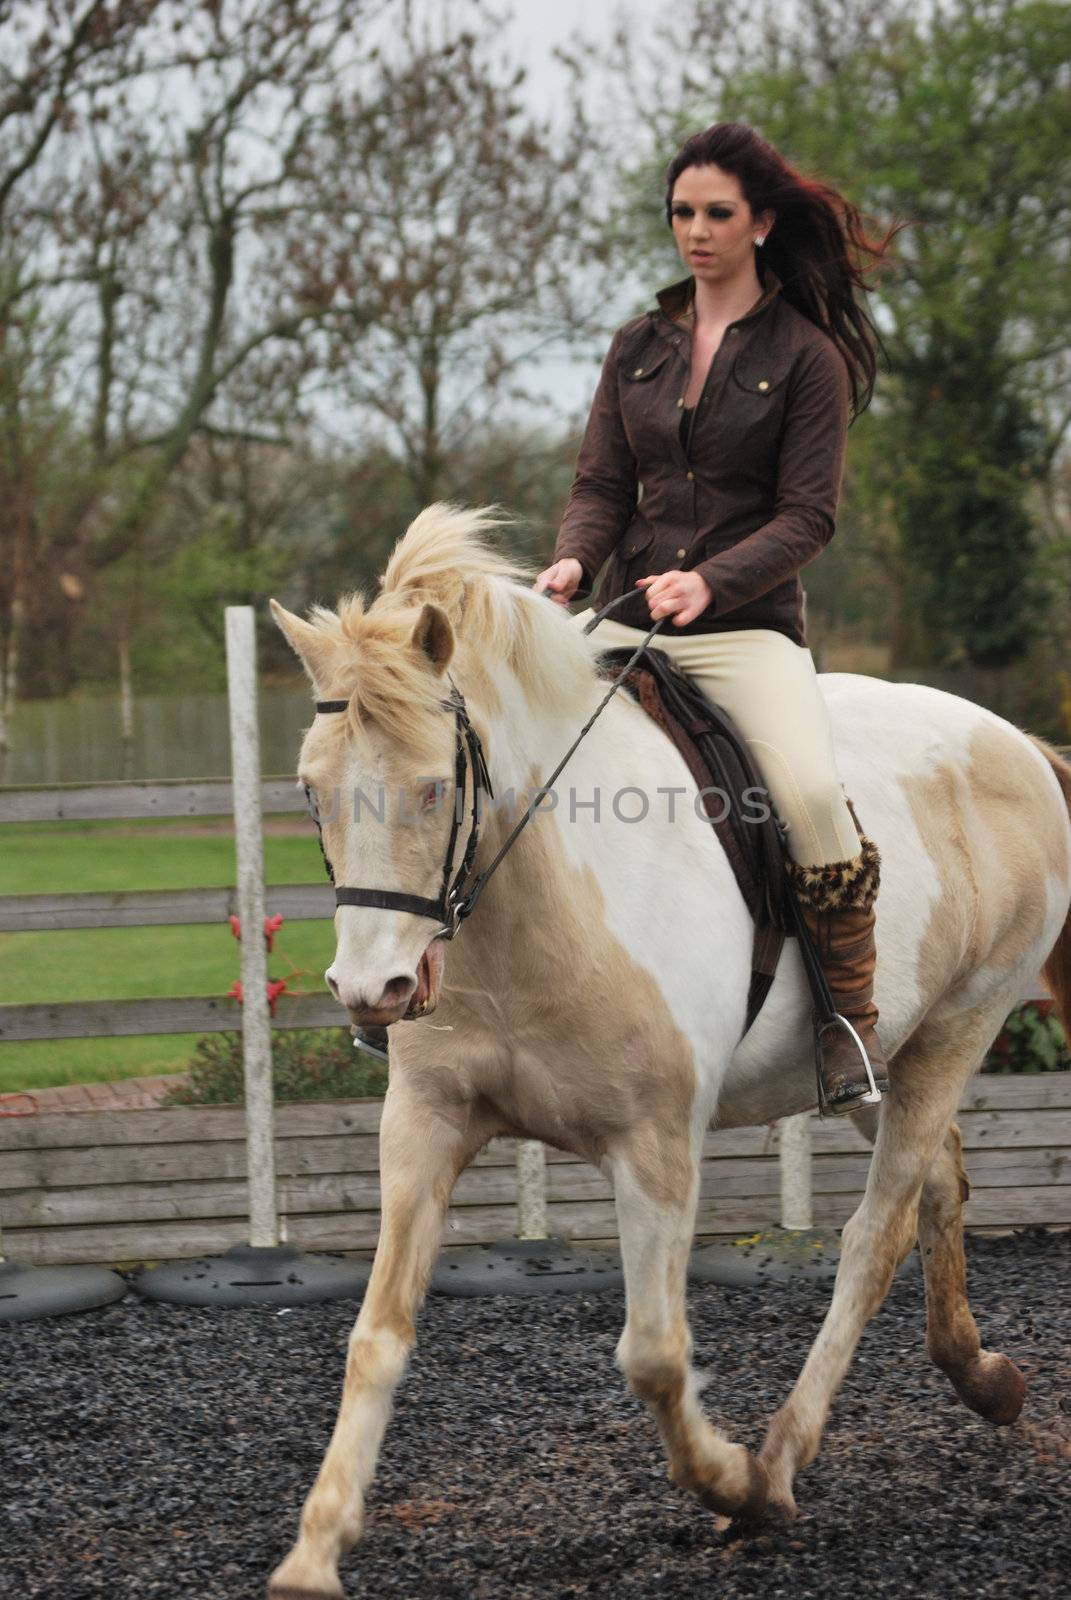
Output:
[266,503,1071,1600]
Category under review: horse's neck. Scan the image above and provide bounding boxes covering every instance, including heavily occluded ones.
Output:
[460,662,725,927]
[476,657,608,801]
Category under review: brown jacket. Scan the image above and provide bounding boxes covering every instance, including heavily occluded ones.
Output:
[552,263,851,646]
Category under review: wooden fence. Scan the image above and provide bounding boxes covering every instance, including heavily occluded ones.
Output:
[1,1072,1067,1267]
[0,775,339,1043]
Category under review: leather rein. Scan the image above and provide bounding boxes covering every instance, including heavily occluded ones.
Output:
[304,593,666,941]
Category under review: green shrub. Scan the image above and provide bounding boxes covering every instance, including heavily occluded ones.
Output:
[163,1029,388,1105]
[982,1000,1069,1074]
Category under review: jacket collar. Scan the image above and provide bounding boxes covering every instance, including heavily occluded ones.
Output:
[654,262,783,331]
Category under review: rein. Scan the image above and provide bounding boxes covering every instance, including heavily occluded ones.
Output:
[304,592,666,941]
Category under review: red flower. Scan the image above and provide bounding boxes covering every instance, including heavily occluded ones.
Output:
[227,978,288,1016]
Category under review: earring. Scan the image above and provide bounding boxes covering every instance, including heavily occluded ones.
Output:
[755,236,766,247]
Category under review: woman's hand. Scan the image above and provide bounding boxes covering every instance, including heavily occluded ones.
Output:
[534,557,584,606]
[636,570,713,626]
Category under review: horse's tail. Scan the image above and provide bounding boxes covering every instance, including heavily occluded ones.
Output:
[1027,732,1071,1037]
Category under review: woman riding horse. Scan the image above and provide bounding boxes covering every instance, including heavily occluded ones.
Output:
[536,120,904,1113]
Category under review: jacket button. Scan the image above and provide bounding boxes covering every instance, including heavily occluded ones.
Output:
[677,548,687,559]
[686,470,694,481]
[677,397,684,407]
[758,379,770,391]
[633,367,644,376]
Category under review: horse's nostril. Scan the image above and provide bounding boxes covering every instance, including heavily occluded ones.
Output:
[325,969,340,1000]
[380,974,415,1007]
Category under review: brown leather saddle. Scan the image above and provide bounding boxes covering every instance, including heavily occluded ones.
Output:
[595,645,795,1035]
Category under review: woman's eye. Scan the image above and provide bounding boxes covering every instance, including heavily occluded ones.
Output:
[672,205,732,220]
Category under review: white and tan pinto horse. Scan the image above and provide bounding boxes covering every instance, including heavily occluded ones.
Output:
[267,505,1071,1600]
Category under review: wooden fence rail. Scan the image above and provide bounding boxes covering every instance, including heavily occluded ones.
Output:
[0,883,333,933]
[0,776,306,824]
[2,1072,1067,1267]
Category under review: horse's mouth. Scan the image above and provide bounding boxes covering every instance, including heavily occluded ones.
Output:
[345,938,446,1027]
[403,937,446,1018]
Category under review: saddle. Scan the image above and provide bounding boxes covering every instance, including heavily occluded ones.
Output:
[595,645,796,1035]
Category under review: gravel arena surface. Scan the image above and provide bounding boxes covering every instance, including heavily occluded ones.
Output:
[2,1231,1069,1600]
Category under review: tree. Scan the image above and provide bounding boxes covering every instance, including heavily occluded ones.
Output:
[0,0,607,700]
[311,8,607,506]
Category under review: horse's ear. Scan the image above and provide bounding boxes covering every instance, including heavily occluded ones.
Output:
[269,599,334,687]
[411,601,454,675]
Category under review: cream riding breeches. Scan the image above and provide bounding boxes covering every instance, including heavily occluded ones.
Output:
[573,610,862,868]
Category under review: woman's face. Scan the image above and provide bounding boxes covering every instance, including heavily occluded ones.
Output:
[669,164,772,282]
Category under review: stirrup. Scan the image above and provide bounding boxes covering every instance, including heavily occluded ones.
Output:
[815,1011,885,1116]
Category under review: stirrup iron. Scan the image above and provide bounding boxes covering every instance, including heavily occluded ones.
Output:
[815,1011,885,1113]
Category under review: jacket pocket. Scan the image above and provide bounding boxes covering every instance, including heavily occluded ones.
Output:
[730,348,792,397]
[620,347,672,384]
[619,519,655,561]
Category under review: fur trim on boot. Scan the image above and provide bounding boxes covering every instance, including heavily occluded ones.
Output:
[782,834,881,913]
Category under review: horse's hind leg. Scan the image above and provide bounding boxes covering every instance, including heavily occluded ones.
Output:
[918,1121,1026,1421]
[611,1133,768,1521]
[850,1106,1026,1424]
[757,999,1017,1519]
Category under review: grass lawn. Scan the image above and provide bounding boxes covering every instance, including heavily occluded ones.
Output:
[0,820,337,1093]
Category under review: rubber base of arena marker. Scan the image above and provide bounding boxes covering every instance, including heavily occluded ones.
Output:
[132,1243,371,1308]
[430,1236,623,1297]
[0,1258,129,1323]
[688,1226,919,1288]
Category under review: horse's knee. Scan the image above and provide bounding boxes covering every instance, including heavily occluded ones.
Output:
[616,1323,689,1405]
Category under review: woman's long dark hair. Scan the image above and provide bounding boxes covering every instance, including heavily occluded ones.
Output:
[665,123,910,418]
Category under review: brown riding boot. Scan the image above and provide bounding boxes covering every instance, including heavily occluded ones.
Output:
[783,832,891,1117]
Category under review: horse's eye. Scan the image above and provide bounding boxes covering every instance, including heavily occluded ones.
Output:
[421,780,446,811]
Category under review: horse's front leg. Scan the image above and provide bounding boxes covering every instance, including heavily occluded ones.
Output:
[268,1078,491,1600]
[612,1128,768,1521]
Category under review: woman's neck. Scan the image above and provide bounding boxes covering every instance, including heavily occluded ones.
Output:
[691,261,766,328]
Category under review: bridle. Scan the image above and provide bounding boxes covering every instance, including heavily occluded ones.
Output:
[304,594,666,943]
[304,684,492,940]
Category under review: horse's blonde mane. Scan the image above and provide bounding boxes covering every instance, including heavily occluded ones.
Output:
[305,503,602,757]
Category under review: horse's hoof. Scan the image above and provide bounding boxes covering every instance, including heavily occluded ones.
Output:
[727,1493,796,1541]
[268,1589,344,1600]
[267,1563,345,1600]
[950,1351,1027,1425]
